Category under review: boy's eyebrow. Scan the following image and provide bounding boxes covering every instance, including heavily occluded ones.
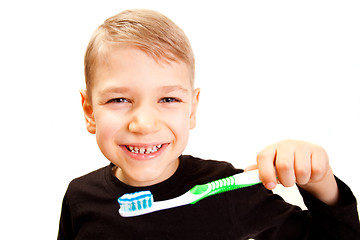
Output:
[99,87,130,96]
[160,85,190,95]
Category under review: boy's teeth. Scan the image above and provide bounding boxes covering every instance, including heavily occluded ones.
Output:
[127,144,163,154]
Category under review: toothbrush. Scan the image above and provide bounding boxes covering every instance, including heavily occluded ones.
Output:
[118,170,261,217]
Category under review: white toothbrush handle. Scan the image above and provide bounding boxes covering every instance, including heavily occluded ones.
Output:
[233,170,261,185]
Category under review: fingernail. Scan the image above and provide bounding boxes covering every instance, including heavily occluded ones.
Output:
[265,182,276,190]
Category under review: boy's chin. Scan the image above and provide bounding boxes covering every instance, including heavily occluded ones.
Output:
[123,172,167,187]
[118,162,179,187]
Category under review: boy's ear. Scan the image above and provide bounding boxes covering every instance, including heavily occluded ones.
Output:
[190,88,200,129]
[80,90,96,134]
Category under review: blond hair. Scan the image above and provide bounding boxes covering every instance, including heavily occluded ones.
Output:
[84,9,195,97]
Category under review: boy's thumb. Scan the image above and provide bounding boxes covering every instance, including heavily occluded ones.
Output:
[244,164,258,172]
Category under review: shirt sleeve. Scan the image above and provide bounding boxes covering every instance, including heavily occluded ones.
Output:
[57,190,74,240]
[297,176,360,239]
[232,176,360,239]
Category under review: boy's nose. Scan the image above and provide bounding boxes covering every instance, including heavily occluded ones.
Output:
[128,107,161,134]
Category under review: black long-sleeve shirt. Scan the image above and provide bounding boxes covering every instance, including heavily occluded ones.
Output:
[58,155,360,239]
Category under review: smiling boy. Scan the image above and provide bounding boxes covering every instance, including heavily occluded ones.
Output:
[81,46,199,187]
[58,9,360,239]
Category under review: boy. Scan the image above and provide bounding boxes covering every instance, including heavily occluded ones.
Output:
[58,9,360,239]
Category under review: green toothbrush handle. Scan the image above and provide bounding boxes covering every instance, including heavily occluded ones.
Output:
[189,170,261,204]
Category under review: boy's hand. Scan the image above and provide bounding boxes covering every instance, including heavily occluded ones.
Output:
[246,139,339,205]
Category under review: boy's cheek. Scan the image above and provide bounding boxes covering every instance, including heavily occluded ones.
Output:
[93,114,117,140]
[163,110,193,130]
[95,123,120,160]
[96,117,119,136]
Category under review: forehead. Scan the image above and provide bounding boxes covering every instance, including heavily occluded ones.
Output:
[92,46,192,94]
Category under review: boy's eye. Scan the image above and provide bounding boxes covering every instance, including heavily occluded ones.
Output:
[106,98,130,104]
[159,97,180,103]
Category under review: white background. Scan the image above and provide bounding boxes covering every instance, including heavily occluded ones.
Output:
[1,0,359,238]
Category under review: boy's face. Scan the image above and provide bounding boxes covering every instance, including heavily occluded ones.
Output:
[81,46,199,187]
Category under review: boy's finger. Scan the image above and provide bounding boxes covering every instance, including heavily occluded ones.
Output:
[294,149,311,185]
[310,147,329,182]
[275,147,296,187]
[256,145,277,190]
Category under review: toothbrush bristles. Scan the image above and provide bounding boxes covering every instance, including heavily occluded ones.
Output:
[118,191,154,213]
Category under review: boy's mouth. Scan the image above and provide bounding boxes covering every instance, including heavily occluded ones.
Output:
[125,144,164,155]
